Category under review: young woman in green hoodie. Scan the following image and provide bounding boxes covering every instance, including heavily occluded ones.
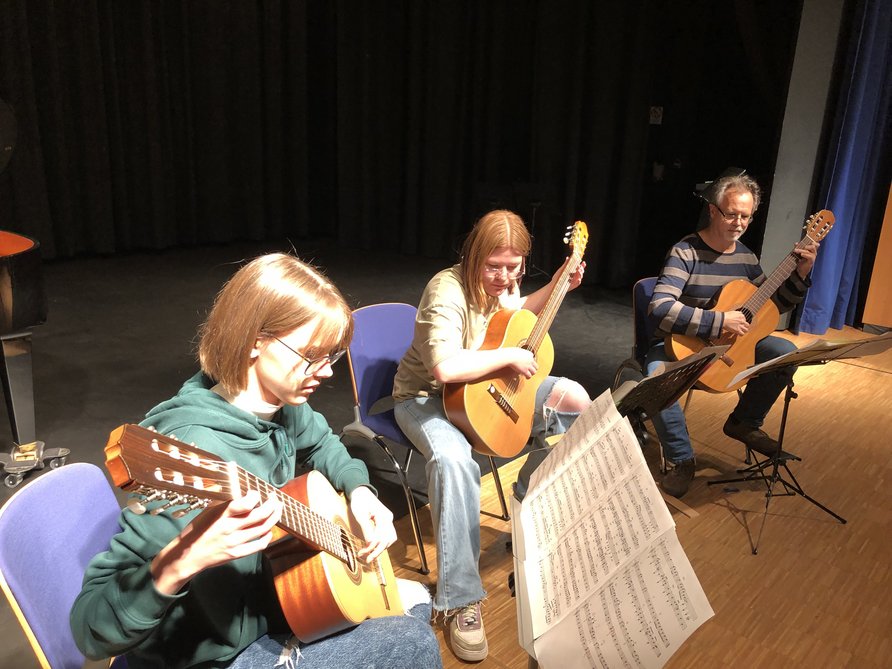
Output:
[70,253,441,668]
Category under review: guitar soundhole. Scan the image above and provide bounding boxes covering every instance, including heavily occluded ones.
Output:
[339,528,363,585]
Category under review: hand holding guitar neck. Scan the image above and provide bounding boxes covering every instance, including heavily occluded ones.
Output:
[152,489,283,595]
[793,239,819,278]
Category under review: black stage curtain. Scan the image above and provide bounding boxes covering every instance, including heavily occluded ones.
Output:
[0,1,800,287]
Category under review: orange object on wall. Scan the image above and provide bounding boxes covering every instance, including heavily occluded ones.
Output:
[862,183,892,328]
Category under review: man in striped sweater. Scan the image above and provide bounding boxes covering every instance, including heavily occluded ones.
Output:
[646,175,819,497]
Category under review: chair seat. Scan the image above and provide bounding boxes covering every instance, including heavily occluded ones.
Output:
[363,410,409,446]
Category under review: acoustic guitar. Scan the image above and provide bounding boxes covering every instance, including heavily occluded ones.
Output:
[443,222,588,458]
[104,424,403,643]
[666,209,835,393]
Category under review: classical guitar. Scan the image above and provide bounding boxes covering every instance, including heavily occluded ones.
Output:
[666,209,835,393]
[443,222,589,458]
[104,424,403,643]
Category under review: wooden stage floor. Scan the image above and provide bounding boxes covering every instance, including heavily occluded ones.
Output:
[388,327,892,668]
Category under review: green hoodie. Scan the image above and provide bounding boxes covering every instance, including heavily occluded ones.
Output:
[70,373,371,668]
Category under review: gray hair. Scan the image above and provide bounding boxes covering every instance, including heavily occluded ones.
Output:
[711,175,762,211]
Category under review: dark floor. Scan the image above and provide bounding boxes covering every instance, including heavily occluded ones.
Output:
[0,238,633,668]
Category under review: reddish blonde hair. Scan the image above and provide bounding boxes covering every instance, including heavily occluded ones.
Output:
[460,210,531,311]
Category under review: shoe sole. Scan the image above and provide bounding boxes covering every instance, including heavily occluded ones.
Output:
[451,640,489,662]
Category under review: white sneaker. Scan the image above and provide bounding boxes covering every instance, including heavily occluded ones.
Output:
[447,602,488,662]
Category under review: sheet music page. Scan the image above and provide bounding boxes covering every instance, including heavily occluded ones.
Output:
[728,330,892,388]
[512,389,713,668]
[531,532,713,669]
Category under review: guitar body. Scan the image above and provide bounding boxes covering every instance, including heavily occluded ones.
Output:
[667,279,780,393]
[443,308,555,458]
[267,471,403,642]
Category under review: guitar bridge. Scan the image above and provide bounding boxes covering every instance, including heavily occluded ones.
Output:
[487,384,519,423]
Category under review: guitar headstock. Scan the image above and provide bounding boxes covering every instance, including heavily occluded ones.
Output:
[803,209,835,243]
[564,221,589,260]
[105,424,238,516]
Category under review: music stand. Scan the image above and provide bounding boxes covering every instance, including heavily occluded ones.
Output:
[708,331,892,554]
[613,345,728,422]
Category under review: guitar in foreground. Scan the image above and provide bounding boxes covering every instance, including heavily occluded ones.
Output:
[443,221,589,458]
[667,209,835,393]
[105,424,403,643]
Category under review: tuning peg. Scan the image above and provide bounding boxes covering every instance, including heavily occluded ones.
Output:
[125,488,167,514]
[172,498,208,519]
[126,497,147,515]
[150,495,187,516]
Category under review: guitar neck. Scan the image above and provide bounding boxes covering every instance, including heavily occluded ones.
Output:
[105,424,355,565]
[740,236,809,319]
[241,470,353,563]
[526,253,581,353]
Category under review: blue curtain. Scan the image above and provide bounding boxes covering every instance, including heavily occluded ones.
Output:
[799,0,892,334]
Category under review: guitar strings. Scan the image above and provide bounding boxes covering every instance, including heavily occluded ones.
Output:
[501,254,580,404]
[125,431,366,566]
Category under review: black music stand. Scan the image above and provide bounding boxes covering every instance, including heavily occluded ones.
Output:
[613,345,728,425]
[707,332,892,554]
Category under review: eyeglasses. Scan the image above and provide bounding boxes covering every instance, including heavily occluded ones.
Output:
[712,203,753,224]
[482,264,524,280]
[269,336,346,374]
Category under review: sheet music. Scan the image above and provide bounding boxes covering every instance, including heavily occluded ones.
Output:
[512,389,713,668]
[728,330,892,388]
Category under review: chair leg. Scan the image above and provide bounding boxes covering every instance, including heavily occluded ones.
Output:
[487,456,510,521]
[682,387,695,412]
[374,437,429,574]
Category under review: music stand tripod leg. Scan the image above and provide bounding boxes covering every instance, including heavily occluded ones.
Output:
[711,377,846,553]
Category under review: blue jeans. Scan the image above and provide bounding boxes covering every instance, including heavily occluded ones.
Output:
[645,336,797,463]
[394,376,579,611]
[228,602,441,668]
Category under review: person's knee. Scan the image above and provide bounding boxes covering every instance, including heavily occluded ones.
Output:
[429,447,480,478]
[544,378,590,413]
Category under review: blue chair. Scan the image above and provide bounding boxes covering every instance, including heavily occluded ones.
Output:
[613,277,748,473]
[0,462,127,669]
[342,303,510,575]
[612,276,688,473]
[612,277,660,391]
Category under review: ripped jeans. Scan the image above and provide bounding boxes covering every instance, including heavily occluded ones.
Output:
[394,376,580,611]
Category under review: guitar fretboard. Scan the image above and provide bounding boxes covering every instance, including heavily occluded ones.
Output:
[236,469,351,563]
[501,223,587,403]
[739,211,831,321]
[108,426,356,565]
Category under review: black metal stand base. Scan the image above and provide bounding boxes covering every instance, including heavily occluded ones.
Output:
[708,379,846,554]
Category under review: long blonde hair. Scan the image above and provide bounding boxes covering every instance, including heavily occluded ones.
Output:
[459,210,531,311]
[197,253,353,394]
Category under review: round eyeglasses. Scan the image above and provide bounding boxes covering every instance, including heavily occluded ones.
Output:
[269,336,346,374]
[482,264,524,280]
[711,203,753,224]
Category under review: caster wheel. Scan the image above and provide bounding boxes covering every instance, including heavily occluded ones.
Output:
[4,473,23,488]
[49,457,66,469]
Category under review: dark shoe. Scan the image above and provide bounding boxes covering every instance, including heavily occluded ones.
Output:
[662,458,695,498]
[722,417,779,457]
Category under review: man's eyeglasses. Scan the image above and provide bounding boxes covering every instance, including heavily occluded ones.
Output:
[712,203,753,224]
[269,336,346,374]
[482,264,524,280]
